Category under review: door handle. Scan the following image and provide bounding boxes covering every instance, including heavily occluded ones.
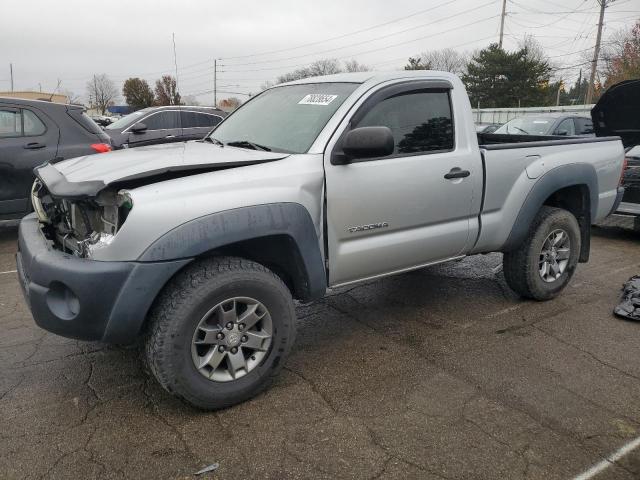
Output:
[444,167,470,180]
[24,142,45,150]
[165,135,176,139]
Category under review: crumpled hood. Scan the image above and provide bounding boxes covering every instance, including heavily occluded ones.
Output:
[37,141,288,198]
[592,79,640,149]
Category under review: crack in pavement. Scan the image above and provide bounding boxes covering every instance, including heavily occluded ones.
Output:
[327,294,622,471]
[141,378,203,467]
[533,324,640,383]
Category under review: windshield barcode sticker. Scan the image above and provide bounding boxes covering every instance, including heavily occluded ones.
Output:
[298,94,338,106]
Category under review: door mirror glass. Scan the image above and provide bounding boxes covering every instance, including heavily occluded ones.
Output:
[131,122,147,133]
[341,126,394,161]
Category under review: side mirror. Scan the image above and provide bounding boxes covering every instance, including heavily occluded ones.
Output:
[555,129,568,136]
[339,126,394,163]
[131,122,147,134]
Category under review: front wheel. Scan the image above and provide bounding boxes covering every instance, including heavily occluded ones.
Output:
[503,206,581,301]
[144,256,296,410]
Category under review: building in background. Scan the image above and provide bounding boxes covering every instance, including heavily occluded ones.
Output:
[0,91,69,104]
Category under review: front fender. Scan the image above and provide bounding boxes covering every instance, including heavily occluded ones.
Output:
[138,202,327,301]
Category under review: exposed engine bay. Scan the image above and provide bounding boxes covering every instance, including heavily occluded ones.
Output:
[32,179,133,258]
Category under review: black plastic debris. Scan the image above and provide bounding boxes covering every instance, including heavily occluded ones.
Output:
[614,276,640,320]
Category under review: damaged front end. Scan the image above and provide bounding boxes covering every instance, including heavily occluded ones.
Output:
[32,178,133,258]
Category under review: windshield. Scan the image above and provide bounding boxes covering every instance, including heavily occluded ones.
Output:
[494,116,554,135]
[105,109,150,130]
[209,82,359,153]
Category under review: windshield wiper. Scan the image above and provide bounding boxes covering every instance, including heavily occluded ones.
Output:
[204,136,224,147]
[226,140,272,151]
[510,126,530,135]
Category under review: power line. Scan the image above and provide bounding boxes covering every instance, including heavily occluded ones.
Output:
[222,0,498,67]
[221,14,500,73]
[371,34,497,68]
[219,0,462,61]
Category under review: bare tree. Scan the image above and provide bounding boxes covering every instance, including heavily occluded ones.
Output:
[154,75,181,105]
[60,89,81,104]
[414,48,469,76]
[343,59,370,72]
[86,74,118,114]
[306,59,342,76]
[404,57,431,70]
[276,58,343,84]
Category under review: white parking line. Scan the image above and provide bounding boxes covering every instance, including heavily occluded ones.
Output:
[0,270,17,275]
[572,436,640,480]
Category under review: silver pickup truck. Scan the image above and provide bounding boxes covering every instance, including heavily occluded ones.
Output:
[17,71,626,409]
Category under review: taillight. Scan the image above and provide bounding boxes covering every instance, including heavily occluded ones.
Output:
[620,156,629,186]
[91,143,112,153]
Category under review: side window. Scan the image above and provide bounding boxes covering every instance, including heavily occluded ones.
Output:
[180,111,222,128]
[0,109,21,137]
[142,111,179,130]
[196,113,222,128]
[180,111,198,128]
[555,118,575,136]
[353,90,454,155]
[575,117,594,135]
[23,109,46,136]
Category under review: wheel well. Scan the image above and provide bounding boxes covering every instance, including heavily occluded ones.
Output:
[542,184,591,262]
[199,235,313,301]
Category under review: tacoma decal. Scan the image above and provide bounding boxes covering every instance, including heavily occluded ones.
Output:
[348,222,389,233]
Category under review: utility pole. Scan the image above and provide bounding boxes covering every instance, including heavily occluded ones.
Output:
[586,0,612,105]
[556,79,563,106]
[213,59,217,108]
[498,0,507,48]
[10,63,14,92]
[172,33,179,105]
[576,68,582,104]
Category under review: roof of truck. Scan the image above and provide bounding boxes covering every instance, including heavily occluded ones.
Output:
[281,70,458,86]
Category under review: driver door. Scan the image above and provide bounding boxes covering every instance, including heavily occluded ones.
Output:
[324,81,479,286]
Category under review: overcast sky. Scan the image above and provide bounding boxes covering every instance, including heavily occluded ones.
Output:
[1,0,637,105]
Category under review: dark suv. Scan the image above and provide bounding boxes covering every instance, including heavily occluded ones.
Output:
[0,97,111,223]
[104,106,226,149]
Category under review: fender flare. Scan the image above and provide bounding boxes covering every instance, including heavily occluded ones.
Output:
[502,163,598,257]
[138,203,327,301]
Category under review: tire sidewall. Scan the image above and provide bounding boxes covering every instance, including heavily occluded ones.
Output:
[168,273,294,408]
[527,210,581,299]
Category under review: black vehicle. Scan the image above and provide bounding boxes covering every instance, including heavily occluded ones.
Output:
[0,97,111,223]
[592,78,640,230]
[104,106,227,149]
[621,146,640,213]
[494,113,594,137]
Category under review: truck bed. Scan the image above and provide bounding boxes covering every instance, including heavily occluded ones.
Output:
[472,135,624,255]
[477,133,619,148]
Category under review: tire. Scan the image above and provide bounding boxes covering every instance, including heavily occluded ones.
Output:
[503,206,581,301]
[144,256,296,410]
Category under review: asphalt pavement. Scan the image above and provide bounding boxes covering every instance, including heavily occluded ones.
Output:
[1,226,640,480]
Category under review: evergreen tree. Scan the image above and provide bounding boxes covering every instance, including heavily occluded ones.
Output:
[462,44,551,108]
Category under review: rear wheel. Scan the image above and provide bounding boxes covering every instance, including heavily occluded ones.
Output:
[503,206,581,301]
[144,256,296,410]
